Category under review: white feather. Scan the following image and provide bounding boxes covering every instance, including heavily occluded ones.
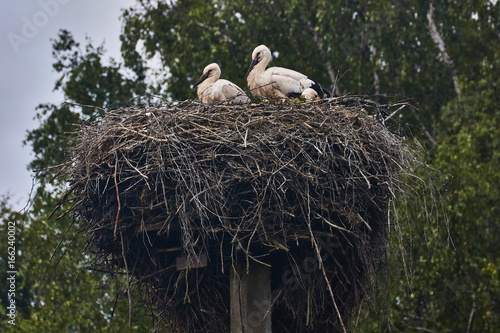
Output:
[194,63,250,104]
[246,45,322,99]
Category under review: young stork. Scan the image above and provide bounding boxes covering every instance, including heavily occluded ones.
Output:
[301,88,319,100]
[246,45,331,100]
[193,63,251,104]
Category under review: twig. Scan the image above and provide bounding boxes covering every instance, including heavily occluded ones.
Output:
[120,232,133,329]
[383,104,407,124]
[467,297,477,333]
[306,181,347,332]
[311,218,347,332]
[113,155,121,240]
[413,327,438,333]
[62,101,107,113]
[408,105,437,146]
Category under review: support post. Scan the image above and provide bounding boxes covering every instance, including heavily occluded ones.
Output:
[230,262,272,333]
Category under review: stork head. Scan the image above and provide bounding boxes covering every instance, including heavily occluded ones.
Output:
[301,88,319,100]
[246,45,272,78]
[193,63,221,88]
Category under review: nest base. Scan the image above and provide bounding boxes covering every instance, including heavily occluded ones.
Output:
[64,100,416,332]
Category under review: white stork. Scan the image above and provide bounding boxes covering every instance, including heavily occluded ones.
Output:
[193,63,251,104]
[246,45,330,100]
[301,88,319,100]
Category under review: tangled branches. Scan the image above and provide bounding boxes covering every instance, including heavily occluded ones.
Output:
[61,99,422,332]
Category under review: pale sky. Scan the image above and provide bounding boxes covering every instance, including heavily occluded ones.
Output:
[0,0,137,210]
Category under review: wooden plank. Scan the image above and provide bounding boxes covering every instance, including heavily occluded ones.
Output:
[156,247,182,253]
[231,263,272,333]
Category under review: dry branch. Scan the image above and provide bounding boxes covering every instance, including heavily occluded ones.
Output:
[427,1,460,95]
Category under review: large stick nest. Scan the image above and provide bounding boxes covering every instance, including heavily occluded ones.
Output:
[62,99,420,332]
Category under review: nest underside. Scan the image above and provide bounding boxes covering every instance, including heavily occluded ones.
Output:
[63,100,417,332]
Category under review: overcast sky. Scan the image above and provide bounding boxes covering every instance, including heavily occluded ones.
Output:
[0,0,137,210]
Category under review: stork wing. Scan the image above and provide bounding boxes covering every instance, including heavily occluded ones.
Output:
[216,80,241,97]
[215,80,250,103]
[268,67,314,96]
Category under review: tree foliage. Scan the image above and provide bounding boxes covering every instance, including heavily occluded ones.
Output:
[1,29,151,332]
[2,0,499,331]
[405,75,500,332]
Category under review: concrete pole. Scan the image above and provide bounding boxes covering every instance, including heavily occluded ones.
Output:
[230,262,272,333]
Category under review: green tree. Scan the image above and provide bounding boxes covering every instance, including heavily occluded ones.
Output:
[1,30,152,332]
[356,2,500,330]
[27,29,147,187]
[389,69,500,333]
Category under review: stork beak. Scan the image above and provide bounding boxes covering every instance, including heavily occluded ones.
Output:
[193,73,209,88]
[245,58,260,78]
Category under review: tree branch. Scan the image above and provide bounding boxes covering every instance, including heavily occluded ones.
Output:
[305,20,342,96]
[371,46,380,95]
[413,327,438,333]
[467,297,477,333]
[196,22,237,45]
[409,105,437,146]
[427,1,460,95]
